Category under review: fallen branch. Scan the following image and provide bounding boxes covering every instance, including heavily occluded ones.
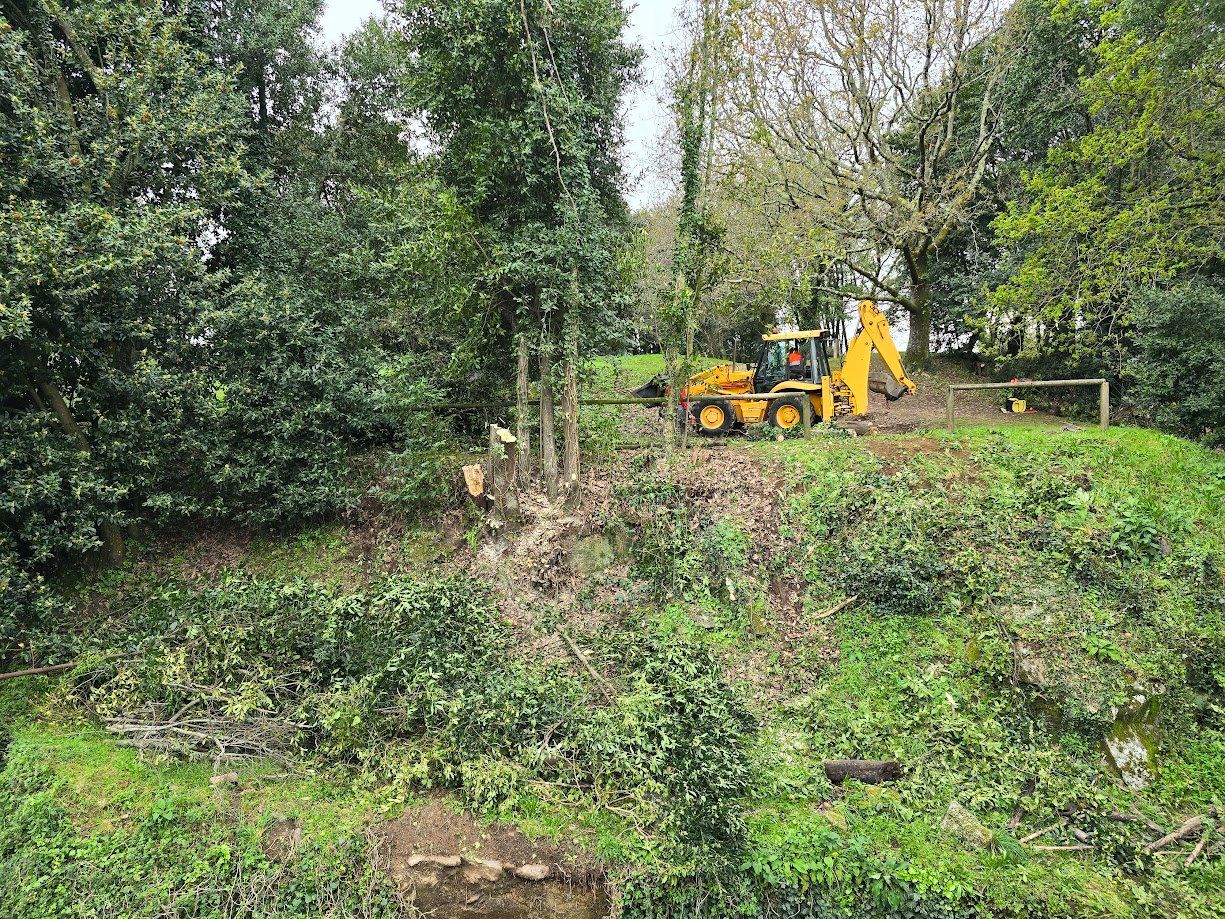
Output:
[1185,831,1210,867]
[558,629,613,700]
[1145,816,1204,853]
[1031,844,1093,852]
[1110,810,1165,835]
[813,595,860,621]
[0,661,75,681]
[1019,823,1061,844]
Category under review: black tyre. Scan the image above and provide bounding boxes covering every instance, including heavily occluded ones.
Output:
[767,396,806,431]
[692,398,736,436]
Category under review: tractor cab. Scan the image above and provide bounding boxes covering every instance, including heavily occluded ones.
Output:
[755,330,832,393]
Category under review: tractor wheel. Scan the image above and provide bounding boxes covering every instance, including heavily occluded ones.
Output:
[693,398,735,436]
[768,396,806,431]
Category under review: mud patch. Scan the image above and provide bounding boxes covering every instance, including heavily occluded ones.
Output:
[374,801,608,918]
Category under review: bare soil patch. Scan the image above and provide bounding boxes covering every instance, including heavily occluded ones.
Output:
[373,800,608,918]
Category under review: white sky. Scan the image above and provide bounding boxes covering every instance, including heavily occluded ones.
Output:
[319,0,679,209]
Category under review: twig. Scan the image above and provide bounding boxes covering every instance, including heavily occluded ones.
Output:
[813,595,860,621]
[1146,816,1204,853]
[1019,823,1061,844]
[557,629,613,700]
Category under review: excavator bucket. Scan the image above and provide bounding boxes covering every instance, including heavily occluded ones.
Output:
[633,374,667,399]
[868,376,910,401]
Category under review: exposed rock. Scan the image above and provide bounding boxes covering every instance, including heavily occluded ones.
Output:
[1103,693,1160,790]
[1013,642,1049,687]
[408,854,463,868]
[461,857,505,883]
[818,807,848,832]
[942,800,994,850]
[514,863,552,882]
[375,802,608,917]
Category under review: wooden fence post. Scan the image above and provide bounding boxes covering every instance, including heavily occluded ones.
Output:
[801,394,812,437]
[1099,381,1110,432]
[946,388,955,433]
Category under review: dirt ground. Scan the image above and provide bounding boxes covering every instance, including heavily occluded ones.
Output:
[862,357,1062,433]
[375,800,599,881]
[373,801,608,918]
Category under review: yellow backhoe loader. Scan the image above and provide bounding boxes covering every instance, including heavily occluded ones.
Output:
[635,300,917,435]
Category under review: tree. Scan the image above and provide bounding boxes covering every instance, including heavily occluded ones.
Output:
[0,1,250,568]
[988,0,1223,378]
[397,0,637,503]
[727,0,1009,361]
[1127,280,1225,445]
[660,0,732,443]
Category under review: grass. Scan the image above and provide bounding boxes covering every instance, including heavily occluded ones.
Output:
[585,353,725,398]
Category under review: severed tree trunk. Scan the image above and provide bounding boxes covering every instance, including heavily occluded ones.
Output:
[823,759,903,785]
[538,335,559,502]
[515,331,533,487]
[485,424,520,531]
[561,326,580,509]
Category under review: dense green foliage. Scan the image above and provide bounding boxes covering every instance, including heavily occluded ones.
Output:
[1125,280,1225,445]
[0,711,408,918]
[0,0,641,654]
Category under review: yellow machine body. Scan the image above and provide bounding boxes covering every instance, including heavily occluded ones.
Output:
[681,300,917,434]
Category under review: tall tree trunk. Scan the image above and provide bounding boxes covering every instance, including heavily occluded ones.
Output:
[906,248,932,365]
[515,331,532,487]
[538,329,558,502]
[561,325,580,509]
[34,377,124,564]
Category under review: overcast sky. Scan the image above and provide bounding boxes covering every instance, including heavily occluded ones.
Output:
[319,0,680,208]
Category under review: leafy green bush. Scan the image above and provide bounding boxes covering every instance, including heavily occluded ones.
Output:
[1127,280,1225,446]
[79,573,757,863]
[195,277,386,527]
[616,474,753,606]
[586,633,756,859]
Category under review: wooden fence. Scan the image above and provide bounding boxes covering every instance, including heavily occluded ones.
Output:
[946,379,1110,432]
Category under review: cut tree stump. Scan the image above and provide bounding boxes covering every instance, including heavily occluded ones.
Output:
[823,759,903,785]
[480,424,520,531]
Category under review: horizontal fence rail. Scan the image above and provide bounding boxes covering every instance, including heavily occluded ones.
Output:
[947,379,1110,432]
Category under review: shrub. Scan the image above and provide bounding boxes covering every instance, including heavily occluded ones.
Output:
[1127,280,1225,445]
[195,276,385,526]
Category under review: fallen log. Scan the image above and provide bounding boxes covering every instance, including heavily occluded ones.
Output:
[1145,816,1204,853]
[1185,831,1210,867]
[823,759,902,785]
